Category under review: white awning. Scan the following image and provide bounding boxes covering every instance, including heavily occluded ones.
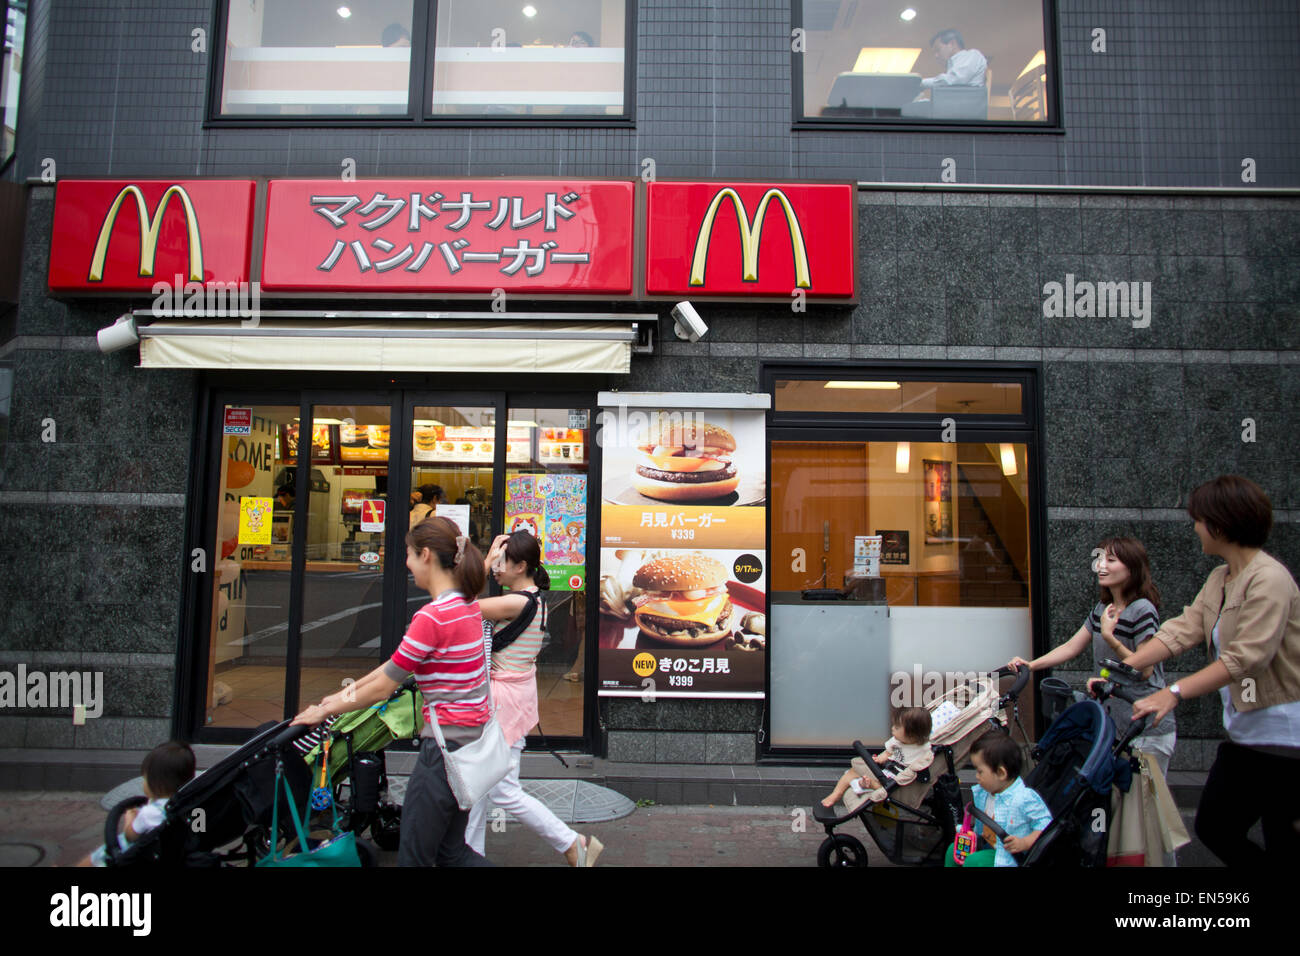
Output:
[103,315,646,375]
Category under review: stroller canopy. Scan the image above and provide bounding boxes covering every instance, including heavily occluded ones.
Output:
[1033,700,1132,795]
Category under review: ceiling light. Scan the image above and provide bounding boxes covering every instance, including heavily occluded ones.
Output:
[900,8,917,21]
[1000,443,1019,476]
[895,441,911,474]
[824,381,901,389]
[336,6,351,18]
[522,4,537,16]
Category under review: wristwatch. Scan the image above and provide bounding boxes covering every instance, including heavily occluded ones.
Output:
[1168,683,1183,703]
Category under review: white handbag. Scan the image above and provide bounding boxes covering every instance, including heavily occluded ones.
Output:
[426,630,511,810]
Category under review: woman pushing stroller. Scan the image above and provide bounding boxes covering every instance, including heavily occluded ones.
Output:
[1010,536,1176,775]
[294,516,493,867]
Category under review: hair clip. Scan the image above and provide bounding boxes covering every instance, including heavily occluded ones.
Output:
[454,535,467,566]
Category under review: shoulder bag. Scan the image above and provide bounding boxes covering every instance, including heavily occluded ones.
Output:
[426,627,511,810]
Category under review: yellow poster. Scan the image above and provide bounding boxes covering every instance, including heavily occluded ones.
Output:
[238,496,274,545]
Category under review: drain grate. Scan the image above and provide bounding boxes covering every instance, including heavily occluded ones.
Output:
[0,842,47,867]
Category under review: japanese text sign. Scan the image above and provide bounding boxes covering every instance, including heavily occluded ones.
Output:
[261,179,635,294]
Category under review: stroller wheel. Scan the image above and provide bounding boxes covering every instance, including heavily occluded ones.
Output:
[370,805,402,852]
[817,834,869,868]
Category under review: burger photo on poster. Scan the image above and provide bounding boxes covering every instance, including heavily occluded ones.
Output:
[631,552,735,646]
[632,418,738,502]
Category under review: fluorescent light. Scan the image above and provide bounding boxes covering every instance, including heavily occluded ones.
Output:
[900,8,917,21]
[1000,443,1018,476]
[312,418,345,425]
[824,381,901,389]
[1017,50,1046,80]
[852,47,923,74]
[895,441,911,474]
[507,420,539,428]
[336,6,351,18]
[412,420,445,427]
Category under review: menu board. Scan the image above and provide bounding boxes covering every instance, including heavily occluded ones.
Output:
[284,423,335,463]
[505,473,587,592]
[596,403,767,698]
[339,422,390,463]
[412,424,530,464]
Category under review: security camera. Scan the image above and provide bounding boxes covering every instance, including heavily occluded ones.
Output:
[671,301,708,342]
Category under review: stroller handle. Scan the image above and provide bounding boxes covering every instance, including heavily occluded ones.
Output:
[269,719,319,750]
[995,663,1032,700]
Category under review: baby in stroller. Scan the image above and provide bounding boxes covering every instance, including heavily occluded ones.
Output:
[820,707,934,809]
[79,742,195,867]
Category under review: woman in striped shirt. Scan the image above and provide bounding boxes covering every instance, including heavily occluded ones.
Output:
[294,516,493,866]
[465,531,605,866]
[1010,536,1176,775]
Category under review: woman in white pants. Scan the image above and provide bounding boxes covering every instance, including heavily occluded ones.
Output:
[465,531,604,866]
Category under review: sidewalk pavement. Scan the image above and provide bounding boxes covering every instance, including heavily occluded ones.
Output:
[0,787,1226,867]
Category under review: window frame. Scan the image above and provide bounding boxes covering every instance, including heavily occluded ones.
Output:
[758,360,1050,759]
[0,0,28,172]
[205,0,637,129]
[790,0,1063,133]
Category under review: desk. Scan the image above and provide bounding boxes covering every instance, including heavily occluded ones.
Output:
[825,72,922,112]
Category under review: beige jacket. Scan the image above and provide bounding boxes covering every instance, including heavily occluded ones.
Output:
[1155,551,1300,712]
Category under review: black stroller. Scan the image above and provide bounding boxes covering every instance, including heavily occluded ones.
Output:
[812,665,1032,867]
[100,720,380,868]
[991,659,1153,867]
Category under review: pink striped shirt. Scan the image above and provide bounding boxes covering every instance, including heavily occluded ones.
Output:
[388,591,491,728]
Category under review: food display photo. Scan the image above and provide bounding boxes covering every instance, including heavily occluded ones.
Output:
[601,408,766,507]
[596,547,766,697]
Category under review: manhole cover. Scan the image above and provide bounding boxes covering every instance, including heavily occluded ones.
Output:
[0,842,47,867]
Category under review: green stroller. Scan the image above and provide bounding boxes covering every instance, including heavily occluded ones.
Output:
[294,678,424,851]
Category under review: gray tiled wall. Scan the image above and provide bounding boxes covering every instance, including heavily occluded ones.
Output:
[7,1,1300,186]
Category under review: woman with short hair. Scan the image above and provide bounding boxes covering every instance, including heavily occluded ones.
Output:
[1126,474,1300,865]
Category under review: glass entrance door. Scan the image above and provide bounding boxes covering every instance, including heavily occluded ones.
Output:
[195,389,594,747]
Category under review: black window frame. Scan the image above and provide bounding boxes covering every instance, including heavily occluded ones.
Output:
[758,360,1050,760]
[0,0,28,173]
[791,0,1063,134]
[205,0,637,129]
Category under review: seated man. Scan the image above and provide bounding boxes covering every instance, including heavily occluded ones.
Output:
[920,28,986,91]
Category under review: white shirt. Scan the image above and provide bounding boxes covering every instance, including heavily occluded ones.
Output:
[921,48,987,88]
[1212,619,1300,748]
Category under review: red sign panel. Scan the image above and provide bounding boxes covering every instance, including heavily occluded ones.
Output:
[644,181,855,298]
[261,180,635,294]
[48,180,256,292]
[360,499,386,532]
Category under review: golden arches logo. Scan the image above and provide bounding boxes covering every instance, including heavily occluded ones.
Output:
[88,185,204,282]
[688,187,810,289]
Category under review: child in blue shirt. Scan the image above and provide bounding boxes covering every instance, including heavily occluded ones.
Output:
[947,733,1052,867]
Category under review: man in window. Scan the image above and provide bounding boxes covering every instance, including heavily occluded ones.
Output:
[920,29,986,89]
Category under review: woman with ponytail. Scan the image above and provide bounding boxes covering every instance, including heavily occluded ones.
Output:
[294,516,493,866]
[464,531,605,866]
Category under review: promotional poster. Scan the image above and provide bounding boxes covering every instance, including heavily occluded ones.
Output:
[505,473,588,592]
[597,403,767,697]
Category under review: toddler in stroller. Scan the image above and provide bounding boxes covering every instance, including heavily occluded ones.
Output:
[819,707,934,810]
[946,732,1052,867]
[812,665,1032,867]
[80,742,195,866]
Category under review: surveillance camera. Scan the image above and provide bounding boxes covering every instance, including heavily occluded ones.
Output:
[671,301,708,342]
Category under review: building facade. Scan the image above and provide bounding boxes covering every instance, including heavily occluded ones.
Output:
[1,0,1297,779]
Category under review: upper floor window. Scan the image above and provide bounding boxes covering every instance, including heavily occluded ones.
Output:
[2,0,25,165]
[212,0,632,123]
[795,0,1053,126]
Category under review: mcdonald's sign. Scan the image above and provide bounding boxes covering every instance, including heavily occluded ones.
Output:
[644,181,854,299]
[49,180,255,293]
